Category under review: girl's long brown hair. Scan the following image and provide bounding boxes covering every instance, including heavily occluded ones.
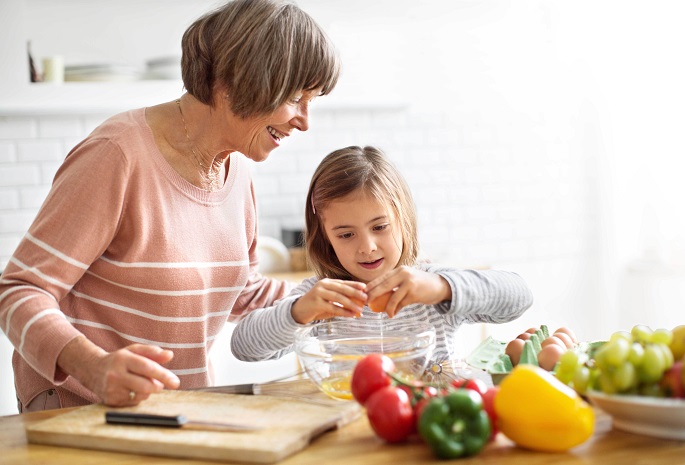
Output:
[305,146,418,279]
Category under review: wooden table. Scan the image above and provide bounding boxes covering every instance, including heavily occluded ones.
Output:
[3,383,685,465]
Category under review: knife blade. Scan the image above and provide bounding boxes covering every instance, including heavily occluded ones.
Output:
[105,411,263,432]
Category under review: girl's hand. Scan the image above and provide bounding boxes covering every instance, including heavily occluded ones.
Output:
[291,279,367,324]
[58,337,181,406]
[365,266,452,318]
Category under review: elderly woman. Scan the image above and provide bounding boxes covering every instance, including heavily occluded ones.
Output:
[0,0,340,412]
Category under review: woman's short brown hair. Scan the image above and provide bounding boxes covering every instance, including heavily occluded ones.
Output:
[181,0,341,118]
[305,146,419,280]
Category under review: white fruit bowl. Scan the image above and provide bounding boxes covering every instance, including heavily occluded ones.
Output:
[587,391,685,440]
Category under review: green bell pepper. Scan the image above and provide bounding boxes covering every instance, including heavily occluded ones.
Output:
[418,389,491,459]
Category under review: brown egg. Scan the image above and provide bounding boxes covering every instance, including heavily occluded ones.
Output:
[525,327,539,334]
[505,338,526,366]
[517,332,532,341]
[553,331,574,349]
[541,335,567,350]
[555,326,578,344]
[538,344,565,371]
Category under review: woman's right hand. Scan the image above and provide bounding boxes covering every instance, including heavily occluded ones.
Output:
[57,336,181,406]
[290,279,367,324]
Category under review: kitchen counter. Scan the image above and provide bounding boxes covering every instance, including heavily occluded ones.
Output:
[3,380,685,465]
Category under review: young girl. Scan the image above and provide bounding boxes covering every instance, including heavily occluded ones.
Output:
[231,146,533,366]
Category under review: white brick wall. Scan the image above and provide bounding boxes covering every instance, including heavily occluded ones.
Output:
[0,104,601,299]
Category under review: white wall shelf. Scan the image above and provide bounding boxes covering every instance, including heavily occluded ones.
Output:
[0,81,407,117]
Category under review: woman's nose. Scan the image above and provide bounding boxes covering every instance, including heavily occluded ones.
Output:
[291,103,310,132]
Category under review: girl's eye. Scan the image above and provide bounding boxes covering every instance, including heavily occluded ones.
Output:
[338,232,353,240]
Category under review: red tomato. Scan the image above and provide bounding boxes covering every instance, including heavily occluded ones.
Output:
[450,377,488,397]
[351,354,396,405]
[481,386,499,440]
[365,386,415,443]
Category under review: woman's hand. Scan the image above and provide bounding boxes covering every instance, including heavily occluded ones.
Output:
[365,266,452,318]
[291,278,367,324]
[58,336,181,406]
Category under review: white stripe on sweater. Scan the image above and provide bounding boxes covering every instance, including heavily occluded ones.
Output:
[70,289,232,322]
[26,232,89,269]
[99,256,250,269]
[66,317,217,348]
[84,270,244,296]
[19,308,64,353]
[9,257,71,290]
[3,294,41,333]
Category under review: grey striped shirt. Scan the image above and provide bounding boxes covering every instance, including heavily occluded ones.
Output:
[230,263,533,364]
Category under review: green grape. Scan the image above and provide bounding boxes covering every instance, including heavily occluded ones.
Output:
[597,338,630,367]
[631,324,653,344]
[655,342,674,370]
[555,366,575,385]
[593,344,610,370]
[588,367,601,391]
[598,370,617,394]
[610,330,632,344]
[651,328,673,346]
[637,345,666,383]
[611,362,637,392]
[573,365,591,395]
[559,350,579,372]
[627,342,645,366]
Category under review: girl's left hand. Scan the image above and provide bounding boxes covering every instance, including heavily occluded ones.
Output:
[365,266,452,318]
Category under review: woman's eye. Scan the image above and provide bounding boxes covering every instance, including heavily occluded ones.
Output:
[289,96,303,104]
[373,224,389,232]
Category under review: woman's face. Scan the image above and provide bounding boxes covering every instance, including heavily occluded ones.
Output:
[229,89,320,162]
[320,190,403,283]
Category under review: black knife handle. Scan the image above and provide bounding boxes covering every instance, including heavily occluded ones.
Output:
[105,411,187,428]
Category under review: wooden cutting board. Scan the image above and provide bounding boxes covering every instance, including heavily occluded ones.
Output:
[25,386,361,464]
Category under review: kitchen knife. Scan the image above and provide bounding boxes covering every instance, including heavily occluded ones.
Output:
[105,411,263,432]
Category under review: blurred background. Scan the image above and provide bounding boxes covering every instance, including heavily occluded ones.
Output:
[1,0,684,414]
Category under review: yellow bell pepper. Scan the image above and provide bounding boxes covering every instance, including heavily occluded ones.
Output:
[494,364,594,452]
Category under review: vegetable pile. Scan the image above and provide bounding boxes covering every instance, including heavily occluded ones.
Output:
[350,352,594,459]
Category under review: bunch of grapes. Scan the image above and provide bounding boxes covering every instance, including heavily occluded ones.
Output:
[555,325,674,396]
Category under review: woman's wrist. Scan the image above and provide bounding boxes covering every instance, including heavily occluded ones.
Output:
[57,335,107,385]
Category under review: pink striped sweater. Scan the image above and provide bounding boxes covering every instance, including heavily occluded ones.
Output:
[0,108,289,409]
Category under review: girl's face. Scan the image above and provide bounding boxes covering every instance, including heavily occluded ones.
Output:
[320,190,403,283]
[225,89,319,162]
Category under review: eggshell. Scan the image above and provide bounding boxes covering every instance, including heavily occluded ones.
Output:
[538,344,565,371]
[505,338,526,366]
[525,327,539,334]
[541,335,567,350]
[554,326,578,343]
[553,331,574,348]
[517,332,532,341]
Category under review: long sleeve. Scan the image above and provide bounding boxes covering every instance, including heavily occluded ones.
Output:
[0,109,289,408]
[231,278,316,361]
[231,264,533,364]
[429,264,534,325]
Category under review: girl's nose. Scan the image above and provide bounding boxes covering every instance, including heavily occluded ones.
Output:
[358,236,378,255]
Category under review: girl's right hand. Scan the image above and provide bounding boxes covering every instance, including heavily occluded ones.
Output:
[291,278,367,324]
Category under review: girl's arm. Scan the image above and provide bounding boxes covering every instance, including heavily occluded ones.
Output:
[366,263,533,322]
[230,277,367,361]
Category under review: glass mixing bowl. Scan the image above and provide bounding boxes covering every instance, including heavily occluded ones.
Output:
[294,319,436,401]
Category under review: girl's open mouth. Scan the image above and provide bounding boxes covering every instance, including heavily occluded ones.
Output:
[359,258,383,270]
